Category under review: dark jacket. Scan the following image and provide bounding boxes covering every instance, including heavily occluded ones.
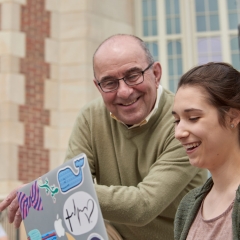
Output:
[174,177,240,240]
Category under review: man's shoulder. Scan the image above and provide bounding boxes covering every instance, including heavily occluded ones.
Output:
[155,88,175,123]
[82,97,105,110]
[160,87,175,103]
[80,97,108,116]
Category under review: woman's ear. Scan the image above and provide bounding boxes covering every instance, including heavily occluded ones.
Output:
[228,108,240,127]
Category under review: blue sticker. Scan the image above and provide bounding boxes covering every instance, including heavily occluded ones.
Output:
[28,229,41,240]
[57,157,85,193]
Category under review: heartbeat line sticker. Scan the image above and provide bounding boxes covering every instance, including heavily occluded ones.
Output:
[63,191,99,235]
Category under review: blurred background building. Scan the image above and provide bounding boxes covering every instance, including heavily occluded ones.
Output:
[0,0,239,238]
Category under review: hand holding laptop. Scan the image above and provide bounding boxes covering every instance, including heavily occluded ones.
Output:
[2,153,108,240]
[0,184,24,228]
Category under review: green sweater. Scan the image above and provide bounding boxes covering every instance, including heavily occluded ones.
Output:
[65,88,207,240]
[174,177,240,240]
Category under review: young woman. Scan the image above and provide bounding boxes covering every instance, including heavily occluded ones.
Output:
[172,62,240,240]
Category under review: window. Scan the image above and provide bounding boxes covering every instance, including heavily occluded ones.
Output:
[195,0,219,32]
[227,0,240,30]
[197,37,222,64]
[165,0,181,34]
[230,36,240,70]
[167,40,183,93]
[137,0,239,91]
[146,41,159,61]
[142,0,158,36]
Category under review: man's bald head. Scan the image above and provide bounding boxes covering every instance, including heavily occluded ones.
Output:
[92,34,154,76]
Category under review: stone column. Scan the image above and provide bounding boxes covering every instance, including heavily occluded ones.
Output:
[0,0,25,198]
[44,0,134,170]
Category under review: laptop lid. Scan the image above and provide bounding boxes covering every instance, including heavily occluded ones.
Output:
[17,153,108,240]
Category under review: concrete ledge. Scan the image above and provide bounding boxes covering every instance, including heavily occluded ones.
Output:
[46,0,86,13]
[0,0,26,4]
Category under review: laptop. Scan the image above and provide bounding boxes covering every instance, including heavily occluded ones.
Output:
[17,153,108,240]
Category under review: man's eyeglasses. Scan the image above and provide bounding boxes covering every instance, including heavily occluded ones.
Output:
[96,62,154,93]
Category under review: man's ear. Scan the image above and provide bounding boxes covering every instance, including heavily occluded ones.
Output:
[93,79,101,93]
[153,62,162,88]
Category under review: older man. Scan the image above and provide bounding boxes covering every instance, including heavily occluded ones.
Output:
[0,34,207,240]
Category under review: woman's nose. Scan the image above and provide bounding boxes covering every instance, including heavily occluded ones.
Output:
[175,123,189,140]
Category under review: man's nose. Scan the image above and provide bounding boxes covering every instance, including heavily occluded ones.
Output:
[117,80,133,98]
[175,122,189,140]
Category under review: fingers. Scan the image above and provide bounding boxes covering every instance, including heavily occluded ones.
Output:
[8,195,20,224]
[0,189,18,211]
[0,185,25,228]
[13,208,22,228]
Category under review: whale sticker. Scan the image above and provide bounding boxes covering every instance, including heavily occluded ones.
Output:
[57,157,85,193]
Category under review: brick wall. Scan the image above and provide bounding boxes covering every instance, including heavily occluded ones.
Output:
[18,0,50,182]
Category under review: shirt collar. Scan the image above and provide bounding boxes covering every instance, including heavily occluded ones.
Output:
[110,85,162,129]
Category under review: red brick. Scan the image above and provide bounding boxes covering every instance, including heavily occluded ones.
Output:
[18,0,50,182]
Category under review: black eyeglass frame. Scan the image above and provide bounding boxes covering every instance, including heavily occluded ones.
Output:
[96,62,155,93]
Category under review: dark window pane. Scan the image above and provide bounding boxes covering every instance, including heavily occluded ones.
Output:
[177,58,182,74]
[165,0,171,14]
[231,37,238,50]
[210,14,219,31]
[142,0,148,17]
[209,0,218,11]
[175,17,181,33]
[228,0,237,10]
[169,79,175,93]
[228,13,238,29]
[168,42,173,55]
[151,0,157,16]
[168,59,174,75]
[146,42,159,61]
[174,0,180,14]
[232,54,240,70]
[176,41,182,54]
[153,42,158,58]
[197,16,206,32]
[143,20,148,36]
[152,19,158,35]
[142,0,158,37]
[166,18,172,34]
[195,0,205,12]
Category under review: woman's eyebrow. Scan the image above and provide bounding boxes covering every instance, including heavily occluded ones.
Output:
[172,108,203,115]
[184,108,203,113]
